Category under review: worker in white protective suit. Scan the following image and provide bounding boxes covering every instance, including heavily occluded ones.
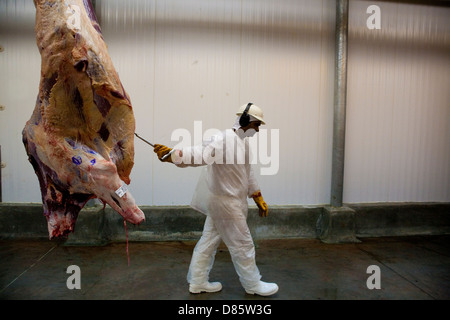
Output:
[153,103,278,297]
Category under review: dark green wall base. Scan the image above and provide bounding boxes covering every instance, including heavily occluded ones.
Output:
[0,202,448,245]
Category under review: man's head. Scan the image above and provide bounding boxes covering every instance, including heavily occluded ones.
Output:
[237,103,265,126]
[234,103,265,137]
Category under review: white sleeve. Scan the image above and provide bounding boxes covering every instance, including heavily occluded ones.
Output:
[248,165,260,197]
[174,133,223,168]
[172,145,206,167]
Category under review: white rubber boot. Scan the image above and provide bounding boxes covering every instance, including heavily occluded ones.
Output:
[187,248,222,294]
[245,281,279,296]
[189,281,223,294]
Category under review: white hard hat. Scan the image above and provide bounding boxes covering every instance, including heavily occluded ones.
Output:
[236,103,265,125]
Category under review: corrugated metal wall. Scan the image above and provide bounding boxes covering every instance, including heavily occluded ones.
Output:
[0,0,41,203]
[0,0,449,206]
[96,0,336,206]
[345,1,450,203]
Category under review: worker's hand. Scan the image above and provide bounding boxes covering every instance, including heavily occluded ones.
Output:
[252,191,268,217]
[154,144,173,163]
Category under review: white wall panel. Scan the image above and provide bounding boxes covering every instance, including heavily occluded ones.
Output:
[0,0,42,203]
[1,0,335,206]
[238,0,335,205]
[8,1,448,206]
[345,1,450,203]
[98,0,335,205]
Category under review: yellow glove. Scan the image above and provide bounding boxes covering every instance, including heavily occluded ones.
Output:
[251,191,268,217]
[154,144,172,162]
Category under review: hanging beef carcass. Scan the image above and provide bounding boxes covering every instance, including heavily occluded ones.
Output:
[22,0,145,239]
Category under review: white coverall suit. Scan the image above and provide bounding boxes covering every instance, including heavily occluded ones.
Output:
[172,129,262,289]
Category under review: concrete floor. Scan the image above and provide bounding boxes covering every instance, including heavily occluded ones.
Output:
[0,235,449,300]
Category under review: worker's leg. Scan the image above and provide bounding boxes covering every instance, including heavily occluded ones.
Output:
[206,197,278,296]
[212,214,262,289]
[187,216,222,291]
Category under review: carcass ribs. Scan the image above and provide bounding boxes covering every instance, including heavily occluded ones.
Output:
[22,0,145,239]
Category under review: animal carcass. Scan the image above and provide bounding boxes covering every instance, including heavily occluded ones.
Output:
[22,0,145,239]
